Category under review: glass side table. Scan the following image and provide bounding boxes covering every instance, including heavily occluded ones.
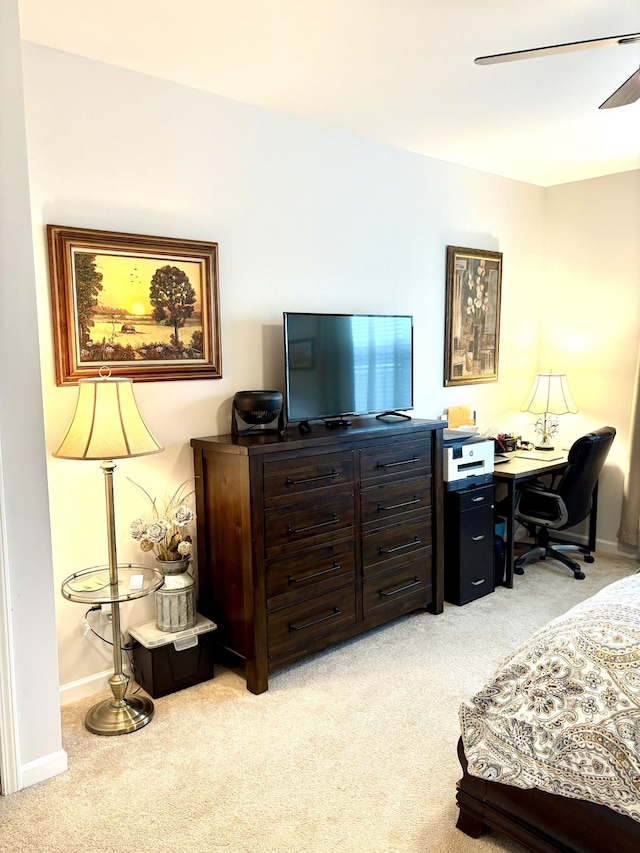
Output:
[62,564,164,605]
[62,563,164,735]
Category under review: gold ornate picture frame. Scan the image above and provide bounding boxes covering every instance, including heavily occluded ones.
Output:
[444,245,502,387]
[47,225,221,385]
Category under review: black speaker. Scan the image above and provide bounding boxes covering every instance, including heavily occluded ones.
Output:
[232,390,285,436]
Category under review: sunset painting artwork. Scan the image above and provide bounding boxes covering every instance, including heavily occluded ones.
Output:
[47,226,221,385]
[72,250,206,363]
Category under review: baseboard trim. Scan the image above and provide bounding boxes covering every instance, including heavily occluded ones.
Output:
[20,749,68,789]
[59,664,133,705]
[598,538,625,554]
[552,533,621,556]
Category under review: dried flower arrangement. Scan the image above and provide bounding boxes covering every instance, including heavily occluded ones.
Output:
[128,479,194,562]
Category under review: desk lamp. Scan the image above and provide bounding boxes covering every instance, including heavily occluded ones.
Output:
[54,369,163,734]
[521,371,578,450]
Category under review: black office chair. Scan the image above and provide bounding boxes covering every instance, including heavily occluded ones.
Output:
[513,426,616,579]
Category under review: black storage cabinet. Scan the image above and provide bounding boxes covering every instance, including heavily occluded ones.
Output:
[444,483,496,605]
[129,617,217,698]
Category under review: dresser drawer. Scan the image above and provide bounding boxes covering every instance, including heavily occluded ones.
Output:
[361,477,431,530]
[265,493,355,554]
[360,439,431,485]
[362,561,431,620]
[361,516,431,575]
[263,450,354,507]
[268,584,357,658]
[266,539,356,608]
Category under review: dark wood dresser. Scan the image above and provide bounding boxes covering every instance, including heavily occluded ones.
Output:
[191,418,445,693]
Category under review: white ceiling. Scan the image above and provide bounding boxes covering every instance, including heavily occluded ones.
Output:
[18,0,640,186]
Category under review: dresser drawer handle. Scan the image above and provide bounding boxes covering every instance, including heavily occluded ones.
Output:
[285,470,339,487]
[287,515,339,535]
[289,607,341,631]
[470,496,486,503]
[471,579,486,586]
[471,534,486,541]
[376,456,419,470]
[380,577,421,597]
[379,536,421,555]
[377,497,420,511]
[288,562,340,583]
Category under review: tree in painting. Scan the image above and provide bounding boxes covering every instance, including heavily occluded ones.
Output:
[149,265,196,344]
[74,253,103,345]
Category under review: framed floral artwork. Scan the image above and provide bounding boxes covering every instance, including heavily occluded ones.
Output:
[47,225,222,385]
[444,245,503,386]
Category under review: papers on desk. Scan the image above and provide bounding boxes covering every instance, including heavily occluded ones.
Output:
[515,450,563,461]
[67,575,110,593]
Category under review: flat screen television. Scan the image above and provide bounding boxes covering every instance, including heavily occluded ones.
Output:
[283,312,414,427]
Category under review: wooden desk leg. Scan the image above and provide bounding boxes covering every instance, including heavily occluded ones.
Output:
[503,481,516,588]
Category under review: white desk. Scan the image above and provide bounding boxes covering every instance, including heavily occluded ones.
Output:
[492,453,598,587]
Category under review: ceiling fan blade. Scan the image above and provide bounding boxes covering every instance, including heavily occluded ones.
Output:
[475,33,640,65]
[599,67,640,109]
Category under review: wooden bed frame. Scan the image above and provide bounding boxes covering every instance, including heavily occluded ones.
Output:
[456,738,640,853]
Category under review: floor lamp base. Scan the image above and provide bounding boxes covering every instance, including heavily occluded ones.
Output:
[85,695,154,736]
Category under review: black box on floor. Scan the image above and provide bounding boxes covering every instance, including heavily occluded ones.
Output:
[129,614,217,698]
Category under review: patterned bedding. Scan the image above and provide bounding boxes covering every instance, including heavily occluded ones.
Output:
[460,573,640,822]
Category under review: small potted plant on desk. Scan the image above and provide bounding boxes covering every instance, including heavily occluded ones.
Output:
[128,480,196,632]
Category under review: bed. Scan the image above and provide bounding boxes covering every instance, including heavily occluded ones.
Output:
[456,572,640,853]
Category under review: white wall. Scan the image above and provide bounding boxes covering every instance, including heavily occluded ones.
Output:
[0,2,66,792]
[543,171,640,550]
[16,41,638,726]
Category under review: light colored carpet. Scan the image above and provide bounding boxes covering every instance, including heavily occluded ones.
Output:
[1,551,637,853]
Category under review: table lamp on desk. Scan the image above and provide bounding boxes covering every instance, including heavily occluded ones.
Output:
[521,371,578,451]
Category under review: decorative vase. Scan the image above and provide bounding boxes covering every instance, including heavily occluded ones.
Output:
[155,557,197,632]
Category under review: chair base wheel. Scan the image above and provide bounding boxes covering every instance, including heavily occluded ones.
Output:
[513,543,592,580]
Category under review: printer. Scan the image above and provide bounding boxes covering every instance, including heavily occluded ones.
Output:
[443,430,494,491]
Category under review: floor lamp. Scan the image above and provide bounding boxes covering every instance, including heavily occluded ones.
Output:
[55,371,164,734]
[521,371,578,450]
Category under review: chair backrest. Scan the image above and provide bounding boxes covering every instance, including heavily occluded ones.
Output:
[554,426,616,528]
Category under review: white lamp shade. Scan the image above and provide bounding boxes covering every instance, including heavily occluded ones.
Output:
[521,372,578,415]
[54,376,164,460]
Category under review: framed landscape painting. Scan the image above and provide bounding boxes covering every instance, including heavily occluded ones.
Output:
[47,225,221,385]
[444,245,502,387]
